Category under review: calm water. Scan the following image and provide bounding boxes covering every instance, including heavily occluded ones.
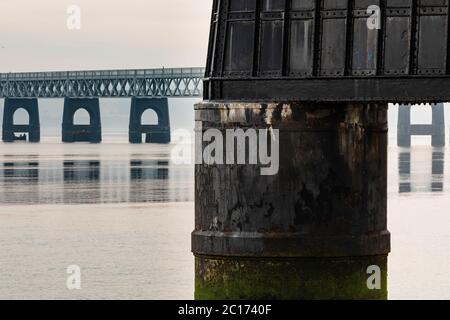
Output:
[0,135,449,299]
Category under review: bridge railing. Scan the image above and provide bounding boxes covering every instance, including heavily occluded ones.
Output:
[0,67,205,81]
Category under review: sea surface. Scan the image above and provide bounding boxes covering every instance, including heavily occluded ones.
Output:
[0,134,449,300]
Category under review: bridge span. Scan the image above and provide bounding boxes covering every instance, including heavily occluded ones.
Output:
[0,67,204,143]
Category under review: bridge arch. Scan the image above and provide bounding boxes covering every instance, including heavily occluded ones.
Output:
[140,108,160,126]
[129,97,171,144]
[13,107,31,125]
[72,107,92,125]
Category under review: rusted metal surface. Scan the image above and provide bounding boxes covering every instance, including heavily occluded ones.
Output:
[192,102,390,258]
[204,0,450,103]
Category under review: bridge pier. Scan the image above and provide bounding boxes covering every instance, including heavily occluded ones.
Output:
[397,104,446,147]
[62,98,101,143]
[129,97,171,144]
[193,102,390,300]
[2,98,40,142]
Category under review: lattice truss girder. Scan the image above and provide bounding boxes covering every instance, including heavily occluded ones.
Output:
[0,68,204,98]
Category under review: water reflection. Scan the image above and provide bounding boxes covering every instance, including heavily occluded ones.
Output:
[63,161,101,204]
[432,152,445,192]
[398,149,445,194]
[130,160,169,180]
[398,152,411,193]
[3,161,39,181]
[64,161,100,182]
[129,160,170,203]
[0,162,40,204]
[0,157,193,205]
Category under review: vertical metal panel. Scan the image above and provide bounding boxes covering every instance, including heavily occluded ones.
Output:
[223,0,256,76]
[320,0,349,76]
[351,1,379,76]
[224,21,255,73]
[416,0,448,74]
[258,0,286,76]
[262,0,285,11]
[229,0,256,11]
[288,0,316,76]
[383,0,412,75]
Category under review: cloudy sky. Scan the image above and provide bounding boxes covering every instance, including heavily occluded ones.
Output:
[0,0,212,72]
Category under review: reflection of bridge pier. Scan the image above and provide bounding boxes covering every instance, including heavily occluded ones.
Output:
[0,161,39,203]
[398,152,411,193]
[130,160,169,180]
[2,98,40,142]
[63,160,100,204]
[398,149,445,194]
[64,161,100,181]
[432,152,445,192]
[129,160,169,203]
[2,162,39,181]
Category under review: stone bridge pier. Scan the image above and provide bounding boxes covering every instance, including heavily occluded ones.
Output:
[2,98,40,142]
[193,102,390,300]
[193,0,398,300]
[62,98,102,143]
[398,103,446,147]
[129,97,171,144]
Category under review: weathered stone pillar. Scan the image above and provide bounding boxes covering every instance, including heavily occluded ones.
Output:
[193,102,390,300]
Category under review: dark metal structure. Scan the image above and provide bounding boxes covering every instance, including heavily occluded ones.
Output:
[62,98,102,143]
[2,98,40,142]
[204,0,450,103]
[129,98,171,144]
[0,68,204,98]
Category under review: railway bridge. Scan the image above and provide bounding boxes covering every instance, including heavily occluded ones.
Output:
[0,67,204,143]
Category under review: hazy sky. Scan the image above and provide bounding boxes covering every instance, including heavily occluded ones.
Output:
[0,0,212,72]
[0,0,445,133]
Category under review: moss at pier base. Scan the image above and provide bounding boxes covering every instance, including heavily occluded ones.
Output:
[195,255,388,300]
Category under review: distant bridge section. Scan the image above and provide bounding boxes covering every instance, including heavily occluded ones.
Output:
[0,67,205,144]
[0,67,204,98]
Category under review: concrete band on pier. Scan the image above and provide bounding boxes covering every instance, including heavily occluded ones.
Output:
[193,102,390,300]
